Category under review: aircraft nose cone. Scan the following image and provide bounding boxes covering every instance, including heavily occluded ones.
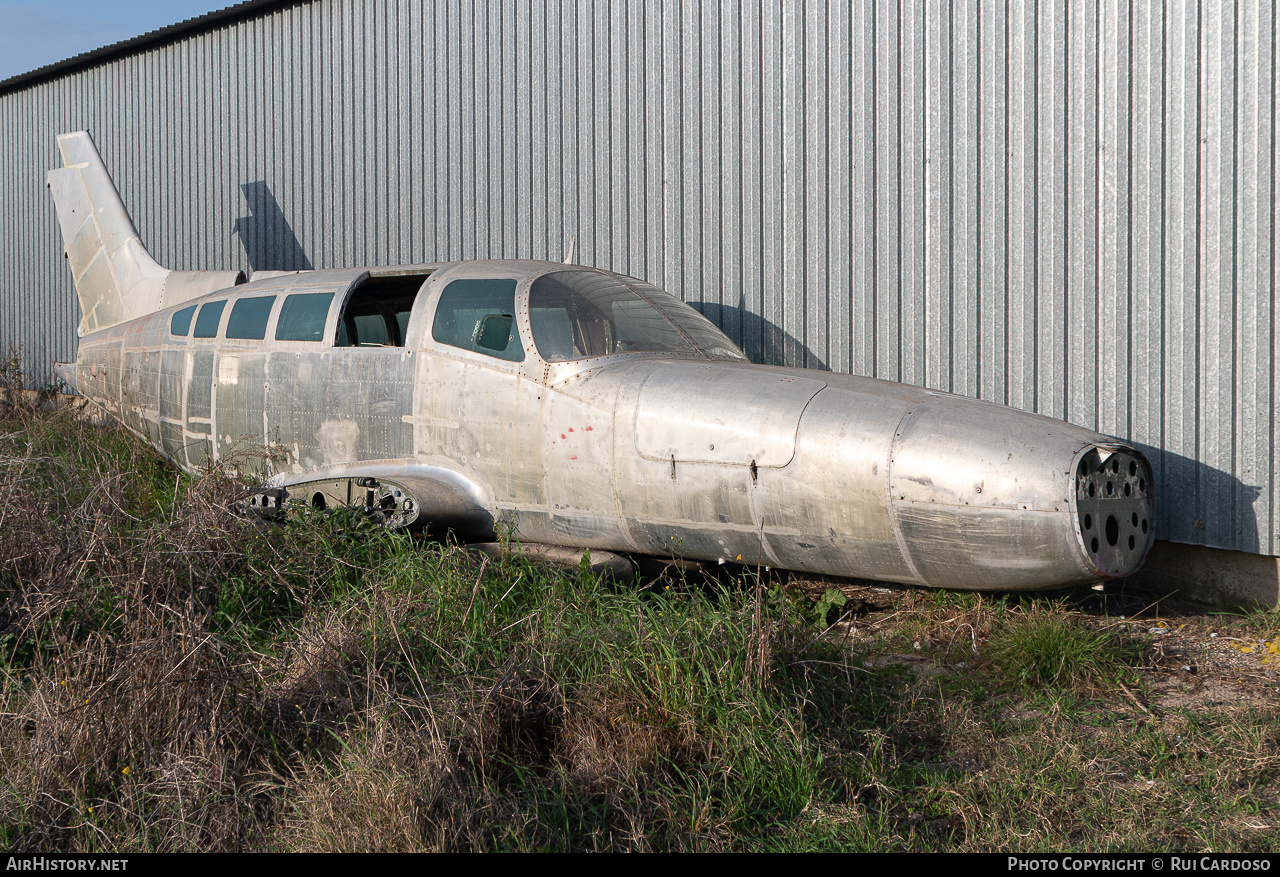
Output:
[884,396,1155,589]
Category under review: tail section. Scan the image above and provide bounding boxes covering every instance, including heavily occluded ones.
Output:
[47,131,244,336]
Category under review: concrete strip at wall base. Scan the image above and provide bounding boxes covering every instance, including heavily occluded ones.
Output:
[1124,540,1280,611]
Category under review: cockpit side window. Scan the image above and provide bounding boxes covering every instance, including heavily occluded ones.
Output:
[334,274,428,347]
[431,279,525,362]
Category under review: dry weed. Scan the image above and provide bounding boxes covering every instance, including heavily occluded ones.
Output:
[273,728,448,852]
[557,684,701,796]
[0,402,271,850]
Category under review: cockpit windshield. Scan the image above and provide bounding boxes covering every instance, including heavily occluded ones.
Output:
[528,271,746,362]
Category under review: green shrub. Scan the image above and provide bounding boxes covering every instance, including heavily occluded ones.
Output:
[983,602,1143,692]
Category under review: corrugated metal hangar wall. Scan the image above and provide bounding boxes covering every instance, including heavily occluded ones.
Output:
[0,0,1276,557]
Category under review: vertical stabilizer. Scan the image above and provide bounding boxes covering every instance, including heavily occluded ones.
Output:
[47,132,244,336]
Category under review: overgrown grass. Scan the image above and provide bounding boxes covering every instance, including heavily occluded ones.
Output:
[0,386,1277,852]
[983,602,1144,694]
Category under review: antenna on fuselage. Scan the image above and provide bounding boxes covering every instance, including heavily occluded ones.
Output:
[563,235,577,265]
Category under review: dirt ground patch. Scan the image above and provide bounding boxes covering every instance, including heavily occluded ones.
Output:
[786,573,1280,714]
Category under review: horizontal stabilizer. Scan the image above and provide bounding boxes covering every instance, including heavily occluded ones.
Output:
[53,361,78,395]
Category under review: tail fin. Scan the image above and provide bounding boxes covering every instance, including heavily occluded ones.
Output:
[47,131,244,336]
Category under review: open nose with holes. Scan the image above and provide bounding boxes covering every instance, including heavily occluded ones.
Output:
[1075,448,1154,577]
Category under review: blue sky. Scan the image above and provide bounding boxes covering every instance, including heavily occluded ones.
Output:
[0,1,222,81]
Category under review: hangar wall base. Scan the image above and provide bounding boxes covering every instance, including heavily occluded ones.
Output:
[1125,541,1280,611]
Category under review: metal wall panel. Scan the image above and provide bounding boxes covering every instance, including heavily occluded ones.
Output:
[0,0,1276,556]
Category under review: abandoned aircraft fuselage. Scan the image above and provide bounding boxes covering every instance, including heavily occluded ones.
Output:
[52,132,1154,591]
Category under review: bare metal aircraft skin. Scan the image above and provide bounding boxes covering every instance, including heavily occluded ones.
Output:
[48,131,1154,591]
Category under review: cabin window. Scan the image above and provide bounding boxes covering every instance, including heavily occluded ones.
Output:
[170,305,197,336]
[334,274,428,347]
[275,292,334,341]
[431,279,524,362]
[193,301,226,338]
[226,295,277,340]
